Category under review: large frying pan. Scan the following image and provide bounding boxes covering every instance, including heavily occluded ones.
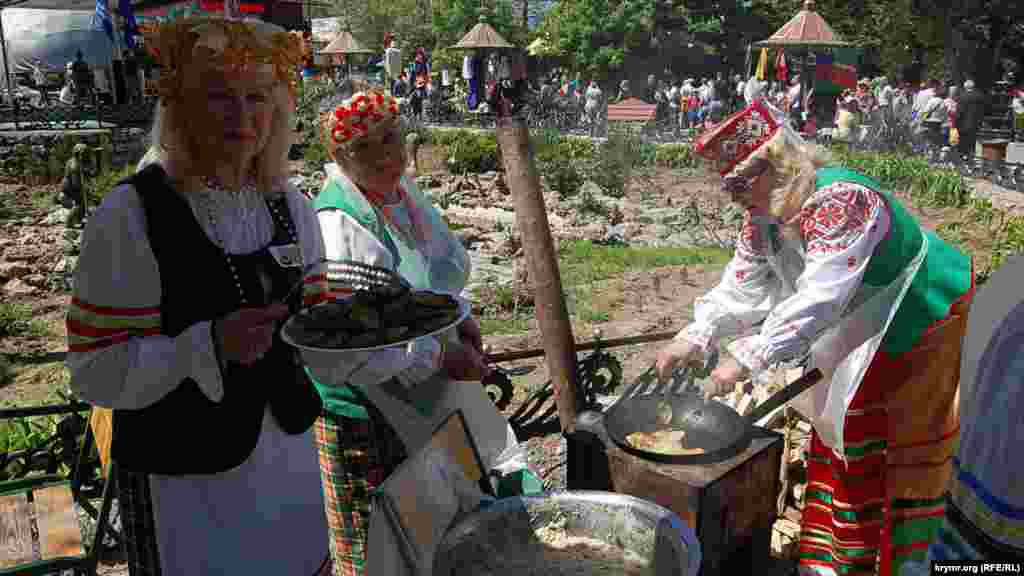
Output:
[602,368,823,465]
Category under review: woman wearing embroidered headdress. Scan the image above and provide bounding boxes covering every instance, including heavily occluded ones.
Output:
[655,99,975,576]
[66,17,332,575]
[311,81,538,574]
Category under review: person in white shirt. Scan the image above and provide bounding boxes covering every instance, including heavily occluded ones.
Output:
[67,17,332,576]
[912,80,935,122]
[59,79,75,105]
[743,75,763,104]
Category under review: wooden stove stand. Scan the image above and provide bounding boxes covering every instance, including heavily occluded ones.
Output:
[567,424,784,576]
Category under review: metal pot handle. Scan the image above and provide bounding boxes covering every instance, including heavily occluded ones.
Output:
[574,410,605,433]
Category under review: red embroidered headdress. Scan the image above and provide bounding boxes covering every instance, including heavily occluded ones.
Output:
[694,99,781,176]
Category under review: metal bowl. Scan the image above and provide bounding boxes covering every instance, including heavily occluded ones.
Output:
[433,491,702,576]
[280,291,470,384]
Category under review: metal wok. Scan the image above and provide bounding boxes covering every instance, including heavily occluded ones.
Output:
[602,368,823,465]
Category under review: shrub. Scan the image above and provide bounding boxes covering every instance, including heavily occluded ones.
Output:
[829,148,971,208]
[86,164,136,204]
[655,144,697,169]
[441,130,499,174]
[294,80,335,171]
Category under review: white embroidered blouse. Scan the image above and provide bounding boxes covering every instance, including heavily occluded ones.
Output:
[678,181,892,379]
[66,176,329,575]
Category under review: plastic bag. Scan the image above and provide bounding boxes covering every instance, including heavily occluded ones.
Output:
[489,443,545,497]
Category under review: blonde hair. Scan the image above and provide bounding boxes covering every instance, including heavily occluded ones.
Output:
[137,79,293,195]
[136,17,299,194]
[732,122,832,223]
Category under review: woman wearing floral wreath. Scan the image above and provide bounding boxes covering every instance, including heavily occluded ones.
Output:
[655,100,974,576]
[66,17,332,575]
[310,81,537,575]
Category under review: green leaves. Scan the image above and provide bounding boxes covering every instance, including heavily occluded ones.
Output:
[541,0,656,77]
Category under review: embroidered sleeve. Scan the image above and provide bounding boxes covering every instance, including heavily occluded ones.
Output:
[66,184,224,409]
[730,182,891,374]
[677,212,781,354]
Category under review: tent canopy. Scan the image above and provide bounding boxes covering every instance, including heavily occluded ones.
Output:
[754,0,850,48]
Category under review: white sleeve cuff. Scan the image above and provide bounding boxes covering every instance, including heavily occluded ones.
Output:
[180,321,225,403]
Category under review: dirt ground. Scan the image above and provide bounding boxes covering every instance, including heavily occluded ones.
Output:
[0,146,1016,575]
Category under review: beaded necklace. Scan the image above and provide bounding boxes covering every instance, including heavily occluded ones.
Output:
[198,180,301,305]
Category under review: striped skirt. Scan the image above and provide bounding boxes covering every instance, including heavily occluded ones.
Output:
[798,297,971,576]
[314,409,408,576]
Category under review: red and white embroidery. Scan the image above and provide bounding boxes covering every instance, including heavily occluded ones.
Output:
[800,183,883,255]
[737,212,768,262]
[847,256,857,269]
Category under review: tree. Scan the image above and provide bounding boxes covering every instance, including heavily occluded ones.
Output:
[432,0,520,48]
[539,0,655,78]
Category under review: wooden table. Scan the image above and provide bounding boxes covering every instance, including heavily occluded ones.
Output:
[567,411,784,576]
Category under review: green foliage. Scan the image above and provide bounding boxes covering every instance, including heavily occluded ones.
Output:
[432,130,501,174]
[532,129,589,198]
[589,130,642,198]
[654,143,698,169]
[85,164,136,204]
[432,0,520,49]
[557,240,731,284]
[0,303,48,339]
[541,0,655,78]
[829,148,971,208]
[294,80,335,173]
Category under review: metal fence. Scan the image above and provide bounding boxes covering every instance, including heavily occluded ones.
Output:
[0,98,156,132]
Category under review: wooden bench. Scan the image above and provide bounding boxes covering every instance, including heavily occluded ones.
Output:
[0,477,88,575]
[0,405,122,576]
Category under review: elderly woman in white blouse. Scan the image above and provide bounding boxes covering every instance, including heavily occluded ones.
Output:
[65,17,332,575]
[655,100,974,576]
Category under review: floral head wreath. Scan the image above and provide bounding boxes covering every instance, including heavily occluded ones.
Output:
[143,17,305,103]
[324,91,402,148]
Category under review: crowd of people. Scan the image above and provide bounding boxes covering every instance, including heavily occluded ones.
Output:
[830,76,990,160]
[60,13,1024,576]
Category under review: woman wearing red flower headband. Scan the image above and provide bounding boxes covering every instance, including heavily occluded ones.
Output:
[310,81,538,574]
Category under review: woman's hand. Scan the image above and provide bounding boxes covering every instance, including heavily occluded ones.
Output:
[457,316,484,355]
[655,338,702,384]
[706,355,748,399]
[213,304,290,367]
[442,340,490,381]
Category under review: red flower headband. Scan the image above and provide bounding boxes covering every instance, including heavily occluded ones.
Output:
[329,91,401,146]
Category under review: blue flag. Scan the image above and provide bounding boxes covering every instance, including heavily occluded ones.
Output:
[119,0,138,49]
[93,0,113,43]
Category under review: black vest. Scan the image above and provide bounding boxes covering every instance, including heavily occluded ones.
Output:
[111,165,322,475]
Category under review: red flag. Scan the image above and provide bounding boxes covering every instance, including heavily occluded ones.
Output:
[776,51,788,84]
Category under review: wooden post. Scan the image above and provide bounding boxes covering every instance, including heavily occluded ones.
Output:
[495,117,578,433]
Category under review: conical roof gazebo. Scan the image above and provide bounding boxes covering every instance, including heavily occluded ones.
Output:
[320,29,374,77]
[754,0,850,48]
[750,0,855,129]
[452,14,514,50]
[321,30,373,55]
